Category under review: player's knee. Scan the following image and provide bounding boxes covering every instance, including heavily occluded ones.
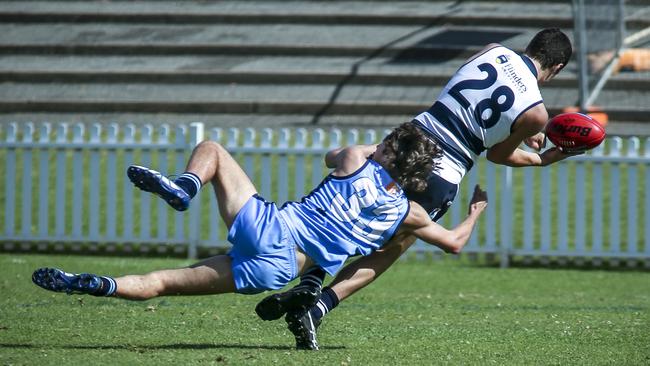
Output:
[198,140,227,156]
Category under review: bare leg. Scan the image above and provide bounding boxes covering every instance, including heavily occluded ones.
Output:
[116,142,255,299]
[328,233,416,301]
[114,255,236,300]
[184,140,257,228]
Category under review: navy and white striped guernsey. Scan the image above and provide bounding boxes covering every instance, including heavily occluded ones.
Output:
[414,45,543,184]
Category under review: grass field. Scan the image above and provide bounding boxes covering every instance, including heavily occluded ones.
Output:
[1,254,648,365]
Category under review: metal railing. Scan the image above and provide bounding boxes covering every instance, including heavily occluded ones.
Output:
[573,0,626,111]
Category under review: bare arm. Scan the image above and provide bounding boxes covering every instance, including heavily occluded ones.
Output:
[402,185,488,254]
[325,144,377,169]
[486,104,576,167]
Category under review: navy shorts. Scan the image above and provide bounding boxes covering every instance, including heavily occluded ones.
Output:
[227,195,297,294]
[403,173,459,222]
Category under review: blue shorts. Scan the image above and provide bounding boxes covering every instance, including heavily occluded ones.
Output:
[227,195,297,294]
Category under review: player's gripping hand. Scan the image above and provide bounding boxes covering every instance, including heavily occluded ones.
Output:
[468,185,488,216]
[539,147,584,166]
[524,132,547,151]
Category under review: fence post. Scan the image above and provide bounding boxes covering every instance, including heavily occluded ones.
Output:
[70,124,85,248]
[609,137,623,265]
[139,125,154,244]
[523,166,534,258]
[88,124,101,243]
[5,123,17,242]
[311,129,325,187]
[645,137,650,268]
[106,124,118,241]
[557,160,569,265]
[277,129,290,205]
[260,128,273,200]
[499,166,512,268]
[21,123,34,240]
[54,124,68,239]
[243,128,255,182]
[123,124,136,244]
[37,123,51,241]
[626,137,640,266]
[591,142,605,263]
[294,128,306,199]
[346,129,359,146]
[486,164,497,255]
[575,153,587,262]
[187,122,204,259]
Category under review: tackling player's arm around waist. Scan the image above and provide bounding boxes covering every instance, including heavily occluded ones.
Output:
[327,142,488,255]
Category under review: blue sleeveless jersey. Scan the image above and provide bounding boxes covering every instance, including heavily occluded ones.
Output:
[278,159,410,275]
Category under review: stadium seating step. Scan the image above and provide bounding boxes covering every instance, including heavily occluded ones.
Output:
[0,0,648,133]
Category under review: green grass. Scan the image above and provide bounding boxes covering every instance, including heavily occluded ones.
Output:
[1,254,649,365]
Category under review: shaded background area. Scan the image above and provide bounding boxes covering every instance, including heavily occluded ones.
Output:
[0,0,649,135]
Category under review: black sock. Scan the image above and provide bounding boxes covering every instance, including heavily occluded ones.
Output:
[174,172,202,199]
[297,266,326,291]
[90,276,117,297]
[309,286,339,322]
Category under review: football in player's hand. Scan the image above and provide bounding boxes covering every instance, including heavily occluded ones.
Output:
[545,112,606,152]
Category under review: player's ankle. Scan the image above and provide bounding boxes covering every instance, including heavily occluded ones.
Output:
[174,172,202,199]
[310,286,339,322]
[89,276,117,297]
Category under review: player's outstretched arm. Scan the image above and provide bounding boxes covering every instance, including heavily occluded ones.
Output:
[402,185,488,254]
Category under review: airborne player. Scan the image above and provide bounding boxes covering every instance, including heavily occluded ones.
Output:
[32,123,489,349]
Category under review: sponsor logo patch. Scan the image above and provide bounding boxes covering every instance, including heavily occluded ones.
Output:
[496,55,510,64]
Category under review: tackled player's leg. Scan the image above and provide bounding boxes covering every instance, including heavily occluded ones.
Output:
[266,233,416,350]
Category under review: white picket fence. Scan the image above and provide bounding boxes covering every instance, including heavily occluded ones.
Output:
[1,122,649,267]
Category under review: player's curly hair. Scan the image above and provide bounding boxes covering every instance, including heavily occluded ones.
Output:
[380,122,441,193]
[525,28,572,71]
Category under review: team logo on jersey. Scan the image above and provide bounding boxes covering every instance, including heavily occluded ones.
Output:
[385,181,399,195]
[496,55,510,64]
[502,61,527,93]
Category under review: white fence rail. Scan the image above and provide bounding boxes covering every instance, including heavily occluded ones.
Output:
[1,122,649,267]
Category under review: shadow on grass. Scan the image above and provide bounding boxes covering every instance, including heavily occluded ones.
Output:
[411,253,650,273]
[471,259,650,273]
[0,342,346,351]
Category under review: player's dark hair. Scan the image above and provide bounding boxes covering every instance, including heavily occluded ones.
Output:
[381,122,441,193]
[525,28,572,71]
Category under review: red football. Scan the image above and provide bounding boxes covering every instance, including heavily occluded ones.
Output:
[545,112,606,152]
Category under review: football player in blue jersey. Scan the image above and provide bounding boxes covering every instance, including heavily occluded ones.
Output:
[258,28,580,350]
[32,122,488,347]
